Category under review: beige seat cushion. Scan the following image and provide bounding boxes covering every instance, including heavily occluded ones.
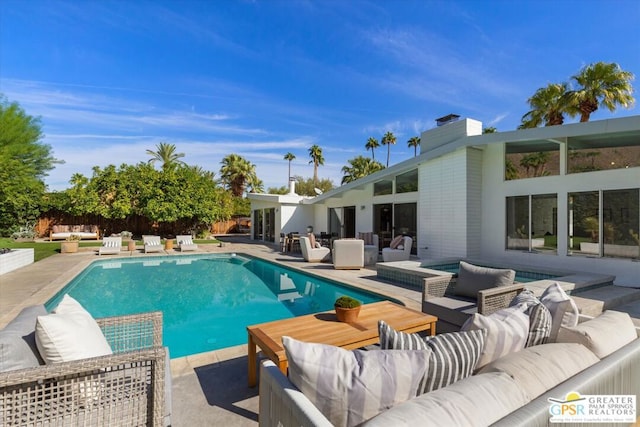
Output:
[556,310,637,359]
[361,372,529,427]
[477,342,599,400]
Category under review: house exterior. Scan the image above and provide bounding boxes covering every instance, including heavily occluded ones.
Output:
[248,115,640,285]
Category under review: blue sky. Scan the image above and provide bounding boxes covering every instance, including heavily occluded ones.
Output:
[1,0,639,191]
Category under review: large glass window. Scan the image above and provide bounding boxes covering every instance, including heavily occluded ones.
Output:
[373,180,392,196]
[505,142,560,180]
[506,194,557,253]
[394,203,417,254]
[569,189,640,259]
[253,209,263,240]
[568,138,640,173]
[603,189,639,259]
[395,169,418,193]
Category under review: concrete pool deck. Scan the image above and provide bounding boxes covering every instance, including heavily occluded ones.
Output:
[1,236,639,426]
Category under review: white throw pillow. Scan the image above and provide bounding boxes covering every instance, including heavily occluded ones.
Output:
[36,295,112,364]
[540,282,579,342]
[461,304,529,369]
[283,336,431,427]
[556,310,637,359]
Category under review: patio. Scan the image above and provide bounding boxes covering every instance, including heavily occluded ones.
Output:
[1,236,639,426]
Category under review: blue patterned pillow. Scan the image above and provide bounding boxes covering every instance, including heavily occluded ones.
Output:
[378,321,485,393]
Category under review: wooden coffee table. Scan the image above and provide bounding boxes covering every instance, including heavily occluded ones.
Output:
[247,300,437,387]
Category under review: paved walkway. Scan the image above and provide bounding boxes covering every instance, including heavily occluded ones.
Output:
[1,236,639,426]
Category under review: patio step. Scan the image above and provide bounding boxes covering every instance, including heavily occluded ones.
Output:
[570,285,640,318]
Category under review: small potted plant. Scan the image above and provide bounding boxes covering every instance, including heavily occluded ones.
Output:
[334,295,362,323]
[61,234,81,253]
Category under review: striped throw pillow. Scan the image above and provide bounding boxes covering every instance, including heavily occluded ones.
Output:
[180,238,193,245]
[389,235,404,249]
[358,232,373,246]
[282,336,431,427]
[461,304,529,369]
[509,289,552,347]
[378,321,486,394]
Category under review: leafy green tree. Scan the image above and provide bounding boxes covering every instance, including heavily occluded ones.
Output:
[483,127,497,134]
[146,142,186,170]
[267,185,289,195]
[341,156,385,184]
[520,83,577,128]
[0,96,60,235]
[520,152,550,177]
[407,136,420,157]
[219,154,258,197]
[291,175,334,196]
[365,137,379,160]
[381,131,396,167]
[567,62,635,122]
[284,152,296,181]
[308,145,324,186]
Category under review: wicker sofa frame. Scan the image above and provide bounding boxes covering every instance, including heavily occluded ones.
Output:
[0,311,166,427]
[422,275,525,332]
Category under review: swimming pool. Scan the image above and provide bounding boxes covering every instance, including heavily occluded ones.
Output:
[422,262,560,283]
[46,254,387,358]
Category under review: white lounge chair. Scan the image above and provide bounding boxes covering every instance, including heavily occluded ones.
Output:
[98,236,122,255]
[382,236,413,262]
[176,235,198,252]
[143,235,163,253]
[299,236,331,263]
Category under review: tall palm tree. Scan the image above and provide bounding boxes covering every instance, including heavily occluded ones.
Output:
[284,152,296,181]
[381,131,396,167]
[146,142,186,170]
[407,136,420,157]
[520,83,577,128]
[567,62,635,122]
[365,137,380,160]
[341,156,385,184]
[308,145,324,186]
[219,154,258,197]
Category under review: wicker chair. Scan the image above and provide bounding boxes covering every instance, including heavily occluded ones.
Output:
[0,311,169,427]
[422,274,525,333]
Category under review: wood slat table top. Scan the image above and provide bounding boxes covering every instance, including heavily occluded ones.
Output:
[247,301,437,356]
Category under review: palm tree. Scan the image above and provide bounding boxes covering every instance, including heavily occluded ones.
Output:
[219,154,258,197]
[407,136,420,157]
[308,145,324,186]
[567,62,635,122]
[365,137,380,160]
[146,142,186,170]
[520,83,577,128]
[483,127,497,134]
[284,152,296,181]
[341,156,385,184]
[381,131,396,167]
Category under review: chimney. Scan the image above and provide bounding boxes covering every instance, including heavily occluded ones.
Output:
[288,178,297,195]
[436,114,460,127]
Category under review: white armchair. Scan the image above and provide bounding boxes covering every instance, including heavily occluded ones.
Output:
[299,236,331,263]
[382,236,413,262]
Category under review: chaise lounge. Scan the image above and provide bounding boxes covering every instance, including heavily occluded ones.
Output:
[98,236,122,255]
[176,235,198,252]
[143,235,164,253]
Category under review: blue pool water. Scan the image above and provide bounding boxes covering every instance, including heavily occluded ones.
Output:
[422,262,560,283]
[46,254,386,358]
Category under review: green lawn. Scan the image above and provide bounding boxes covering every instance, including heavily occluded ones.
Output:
[0,238,218,262]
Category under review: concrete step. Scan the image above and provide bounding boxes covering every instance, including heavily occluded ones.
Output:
[570,285,640,318]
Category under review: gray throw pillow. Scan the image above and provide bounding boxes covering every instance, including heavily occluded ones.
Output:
[0,305,47,372]
[378,320,485,394]
[282,336,431,427]
[454,261,515,299]
[510,289,552,347]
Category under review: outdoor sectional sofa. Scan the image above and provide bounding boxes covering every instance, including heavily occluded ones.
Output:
[259,309,640,427]
[0,303,172,426]
[49,224,100,241]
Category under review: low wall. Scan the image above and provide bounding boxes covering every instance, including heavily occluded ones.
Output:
[0,249,35,275]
